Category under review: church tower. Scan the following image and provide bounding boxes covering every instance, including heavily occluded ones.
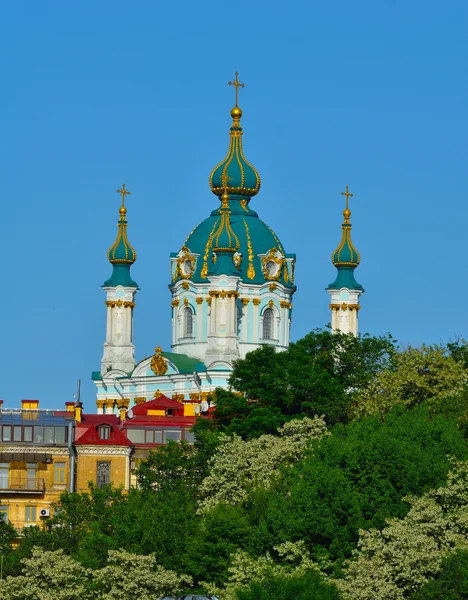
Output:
[101,184,139,375]
[169,73,296,368]
[327,186,363,335]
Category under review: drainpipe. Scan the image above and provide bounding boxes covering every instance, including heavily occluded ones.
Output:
[68,421,76,493]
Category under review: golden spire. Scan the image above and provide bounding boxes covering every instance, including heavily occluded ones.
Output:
[341,185,353,219]
[117,183,131,219]
[228,71,245,107]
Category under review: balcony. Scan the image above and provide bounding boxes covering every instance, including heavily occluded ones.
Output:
[0,478,45,495]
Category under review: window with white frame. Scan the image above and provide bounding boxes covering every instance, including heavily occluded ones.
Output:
[262,308,274,340]
[183,306,194,337]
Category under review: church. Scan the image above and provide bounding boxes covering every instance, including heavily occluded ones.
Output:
[92,73,364,415]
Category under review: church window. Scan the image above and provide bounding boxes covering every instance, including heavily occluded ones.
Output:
[96,461,111,489]
[262,308,274,340]
[183,306,194,337]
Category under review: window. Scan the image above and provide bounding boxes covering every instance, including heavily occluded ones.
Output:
[164,430,181,443]
[184,430,195,444]
[96,461,111,489]
[98,426,110,440]
[54,462,66,484]
[2,426,11,442]
[44,427,54,443]
[24,427,33,442]
[126,429,145,443]
[183,306,193,337]
[145,430,163,444]
[55,427,66,444]
[34,426,44,443]
[13,427,22,441]
[25,506,36,523]
[0,505,8,523]
[27,463,37,490]
[0,464,9,489]
[262,308,274,340]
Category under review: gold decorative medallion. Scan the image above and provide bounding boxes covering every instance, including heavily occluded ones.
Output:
[262,248,285,281]
[151,346,168,376]
[176,246,196,279]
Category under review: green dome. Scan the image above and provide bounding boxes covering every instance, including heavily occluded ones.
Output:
[104,204,138,289]
[209,107,261,199]
[172,104,294,287]
[328,207,362,291]
[172,208,294,286]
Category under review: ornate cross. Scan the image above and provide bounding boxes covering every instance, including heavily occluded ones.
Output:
[221,172,232,190]
[117,183,131,208]
[228,71,245,107]
[341,185,354,210]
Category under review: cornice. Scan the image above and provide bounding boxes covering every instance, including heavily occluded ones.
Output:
[74,445,132,456]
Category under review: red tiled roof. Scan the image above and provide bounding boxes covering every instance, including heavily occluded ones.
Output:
[132,395,183,414]
[75,416,132,446]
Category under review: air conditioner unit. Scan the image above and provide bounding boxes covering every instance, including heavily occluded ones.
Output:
[39,508,50,518]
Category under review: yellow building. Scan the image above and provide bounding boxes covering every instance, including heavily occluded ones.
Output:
[74,413,132,492]
[0,401,74,530]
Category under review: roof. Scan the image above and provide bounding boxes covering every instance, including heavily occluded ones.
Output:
[161,352,206,374]
[75,415,132,446]
[132,396,183,415]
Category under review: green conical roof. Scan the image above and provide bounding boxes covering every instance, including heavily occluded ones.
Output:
[328,193,362,291]
[209,106,261,199]
[104,189,138,288]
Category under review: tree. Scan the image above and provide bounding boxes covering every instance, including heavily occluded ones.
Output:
[235,571,340,600]
[337,461,468,600]
[198,416,329,514]
[2,547,95,600]
[216,329,396,436]
[95,549,192,600]
[410,550,468,599]
[251,404,468,566]
[354,345,467,418]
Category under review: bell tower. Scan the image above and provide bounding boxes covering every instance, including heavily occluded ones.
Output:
[327,186,364,335]
[101,184,139,375]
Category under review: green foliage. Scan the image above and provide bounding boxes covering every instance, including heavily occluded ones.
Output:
[235,571,341,600]
[94,549,192,600]
[354,345,467,418]
[251,405,467,565]
[338,461,468,600]
[198,416,328,514]
[2,547,96,600]
[410,550,468,599]
[216,329,396,436]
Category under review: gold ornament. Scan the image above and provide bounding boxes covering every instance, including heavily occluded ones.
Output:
[151,346,168,376]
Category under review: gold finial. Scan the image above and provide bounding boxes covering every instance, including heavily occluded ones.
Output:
[228,71,245,108]
[220,172,232,208]
[341,185,354,218]
[117,183,131,217]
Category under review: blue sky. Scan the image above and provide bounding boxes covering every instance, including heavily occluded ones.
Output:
[1,0,467,408]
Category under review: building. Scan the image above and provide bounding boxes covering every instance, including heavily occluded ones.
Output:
[327,185,364,336]
[92,74,305,413]
[0,400,74,530]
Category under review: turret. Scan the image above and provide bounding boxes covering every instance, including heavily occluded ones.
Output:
[327,186,364,335]
[101,184,139,375]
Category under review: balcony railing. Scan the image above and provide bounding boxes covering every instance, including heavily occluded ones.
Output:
[0,478,45,493]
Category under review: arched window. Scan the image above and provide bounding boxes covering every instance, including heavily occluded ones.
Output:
[183,306,194,337]
[262,308,274,340]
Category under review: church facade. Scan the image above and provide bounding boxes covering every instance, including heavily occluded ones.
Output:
[92,74,364,413]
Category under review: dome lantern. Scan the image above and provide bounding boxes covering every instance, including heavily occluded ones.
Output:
[209,72,261,199]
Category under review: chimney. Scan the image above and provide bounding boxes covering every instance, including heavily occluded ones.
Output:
[22,400,39,410]
[0,400,3,411]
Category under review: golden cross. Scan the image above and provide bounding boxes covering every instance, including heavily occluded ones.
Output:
[221,172,232,190]
[117,183,131,208]
[228,71,245,107]
[341,185,354,210]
